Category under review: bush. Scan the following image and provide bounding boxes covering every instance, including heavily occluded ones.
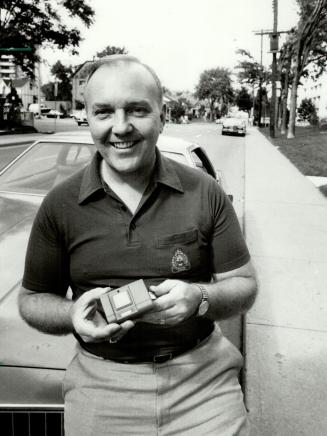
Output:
[298,98,318,126]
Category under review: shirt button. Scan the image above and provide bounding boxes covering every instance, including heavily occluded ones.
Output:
[130,223,136,230]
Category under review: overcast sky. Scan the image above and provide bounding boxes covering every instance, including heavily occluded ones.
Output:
[42,0,300,92]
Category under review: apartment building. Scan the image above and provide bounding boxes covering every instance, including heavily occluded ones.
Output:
[297,71,327,120]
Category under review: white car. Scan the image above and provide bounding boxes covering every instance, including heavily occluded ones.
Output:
[221,117,246,136]
[75,110,88,126]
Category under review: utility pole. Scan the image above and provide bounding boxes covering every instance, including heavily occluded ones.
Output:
[270,0,278,138]
[254,29,272,126]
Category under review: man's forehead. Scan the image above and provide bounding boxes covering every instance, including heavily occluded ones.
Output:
[85,62,162,105]
[88,62,156,87]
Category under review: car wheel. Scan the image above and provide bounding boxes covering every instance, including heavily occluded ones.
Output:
[222,131,225,135]
[77,122,81,126]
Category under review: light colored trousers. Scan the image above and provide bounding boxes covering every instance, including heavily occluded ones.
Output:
[63,325,250,436]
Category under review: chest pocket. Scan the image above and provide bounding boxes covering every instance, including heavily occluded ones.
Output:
[155,228,208,276]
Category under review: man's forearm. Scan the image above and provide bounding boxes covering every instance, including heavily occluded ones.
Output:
[18,287,74,335]
[203,275,258,321]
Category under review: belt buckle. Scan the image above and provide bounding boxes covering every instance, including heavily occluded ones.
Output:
[153,353,173,364]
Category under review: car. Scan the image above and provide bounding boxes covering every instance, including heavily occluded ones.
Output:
[75,110,88,126]
[221,117,246,136]
[0,131,231,434]
[46,109,64,119]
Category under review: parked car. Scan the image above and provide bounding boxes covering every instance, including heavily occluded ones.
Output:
[46,110,64,119]
[75,110,88,126]
[0,131,232,434]
[221,117,246,136]
[28,103,51,116]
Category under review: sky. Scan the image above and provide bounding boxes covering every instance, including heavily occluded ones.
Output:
[41,0,300,92]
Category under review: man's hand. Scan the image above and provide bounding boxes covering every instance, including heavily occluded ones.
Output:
[139,280,202,326]
[70,287,135,343]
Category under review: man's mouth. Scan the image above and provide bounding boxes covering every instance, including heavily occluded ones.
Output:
[110,140,140,149]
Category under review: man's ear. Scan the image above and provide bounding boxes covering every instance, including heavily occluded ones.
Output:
[160,109,166,132]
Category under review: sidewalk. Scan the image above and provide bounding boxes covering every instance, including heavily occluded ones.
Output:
[244,128,327,435]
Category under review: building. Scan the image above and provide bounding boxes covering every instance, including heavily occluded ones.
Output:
[71,61,92,110]
[0,55,17,79]
[297,71,327,120]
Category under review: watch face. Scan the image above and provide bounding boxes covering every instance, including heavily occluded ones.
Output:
[198,301,209,316]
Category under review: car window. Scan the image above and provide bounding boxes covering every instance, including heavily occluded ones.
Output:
[191,148,216,177]
[0,142,95,194]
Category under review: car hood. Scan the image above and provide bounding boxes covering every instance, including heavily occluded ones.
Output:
[0,192,75,370]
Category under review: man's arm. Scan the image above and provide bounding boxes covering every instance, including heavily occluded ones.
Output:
[18,287,73,335]
[18,286,135,342]
[203,260,258,320]
[140,260,258,325]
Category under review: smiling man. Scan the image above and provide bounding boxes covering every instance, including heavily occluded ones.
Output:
[19,55,257,436]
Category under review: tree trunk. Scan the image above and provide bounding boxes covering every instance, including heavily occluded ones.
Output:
[287,68,299,139]
[281,72,289,135]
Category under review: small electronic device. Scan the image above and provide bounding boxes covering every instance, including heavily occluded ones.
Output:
[100,279,154,324]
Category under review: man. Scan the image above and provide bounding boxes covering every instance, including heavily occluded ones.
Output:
[19,55,257,435]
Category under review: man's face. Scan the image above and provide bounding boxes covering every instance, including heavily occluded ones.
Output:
[85,63,165,176]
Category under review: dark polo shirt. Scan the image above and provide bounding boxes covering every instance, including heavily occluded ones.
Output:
[23,149,250,357]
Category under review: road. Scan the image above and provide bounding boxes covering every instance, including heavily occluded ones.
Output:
[163,122,246,220]
[0,120,246,217]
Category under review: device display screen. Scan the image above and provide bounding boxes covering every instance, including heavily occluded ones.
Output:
[112,290,132,309]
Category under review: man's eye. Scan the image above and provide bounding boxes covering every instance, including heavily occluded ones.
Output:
[94,109,112,117]
[130,107,148,116]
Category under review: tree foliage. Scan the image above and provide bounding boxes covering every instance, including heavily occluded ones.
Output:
[0,0,94,78]
[96,46,127,58]
[195,67,234,120]
[235,87,252,113]
[235,49,270,87]
[41,60,73,101]
[286,0,327,137]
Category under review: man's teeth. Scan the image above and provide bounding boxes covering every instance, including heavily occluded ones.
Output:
[112,141,135,149]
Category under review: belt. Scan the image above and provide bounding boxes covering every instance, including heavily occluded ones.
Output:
[80,322,214,364]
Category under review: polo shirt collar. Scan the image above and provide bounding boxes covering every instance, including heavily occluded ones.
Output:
[153,148,184,193]
[78,148,184,204]
[78,152,103,204]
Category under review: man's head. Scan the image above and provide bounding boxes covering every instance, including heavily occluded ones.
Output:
[84,55,165,177]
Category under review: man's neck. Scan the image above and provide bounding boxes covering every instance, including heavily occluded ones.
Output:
[100,157,156,192]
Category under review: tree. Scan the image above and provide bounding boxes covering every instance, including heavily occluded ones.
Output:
[41,61,73,101]
[0,0,94,78]
[287,0,327,138]
[278,34,296,134]
[195,67,234,121]
[297,98,318,125]
[51,61,73,101]
[96,46,127,58]
[235,87,252,113]
[235,49,271,125]
[170,101,185,122]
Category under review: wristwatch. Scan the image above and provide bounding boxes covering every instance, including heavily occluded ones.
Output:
[194,284,209,317]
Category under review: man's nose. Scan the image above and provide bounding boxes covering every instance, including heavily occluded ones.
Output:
[111,110,132,135]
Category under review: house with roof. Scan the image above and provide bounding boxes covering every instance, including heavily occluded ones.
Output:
[71,61,93,110]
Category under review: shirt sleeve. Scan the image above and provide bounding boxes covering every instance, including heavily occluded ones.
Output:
[22,195,69,296]
[209,180,250,273]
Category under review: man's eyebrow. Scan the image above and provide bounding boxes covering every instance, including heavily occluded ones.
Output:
[92,103,114,110]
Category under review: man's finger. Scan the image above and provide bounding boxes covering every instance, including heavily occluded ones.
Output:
[149,280,177,297]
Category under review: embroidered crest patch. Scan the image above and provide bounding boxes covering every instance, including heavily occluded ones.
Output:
[171,248,191,273]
